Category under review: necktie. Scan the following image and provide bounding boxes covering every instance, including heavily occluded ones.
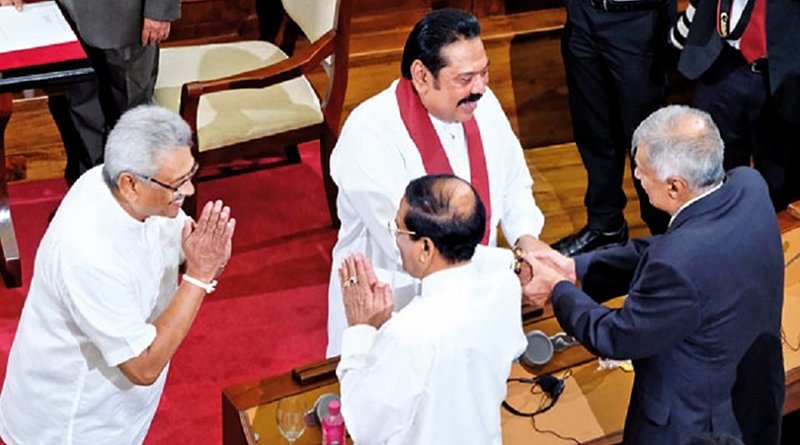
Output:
[739,0,767,63]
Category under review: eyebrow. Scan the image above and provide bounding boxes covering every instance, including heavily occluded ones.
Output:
[166,163,199,184]
[456,60,490,76]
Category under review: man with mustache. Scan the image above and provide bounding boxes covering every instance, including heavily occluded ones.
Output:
[326,8,546,357]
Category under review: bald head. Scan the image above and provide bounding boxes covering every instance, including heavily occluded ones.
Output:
[632,105,725,192]
[402,174,486,263]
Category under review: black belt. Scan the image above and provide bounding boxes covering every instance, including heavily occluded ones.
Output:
[590,0,663,12]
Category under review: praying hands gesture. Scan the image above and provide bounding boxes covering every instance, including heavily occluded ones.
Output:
[339,253,393,329]
[182,200,236,283]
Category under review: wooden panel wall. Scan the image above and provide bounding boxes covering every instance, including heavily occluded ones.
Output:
[169,0,260,44]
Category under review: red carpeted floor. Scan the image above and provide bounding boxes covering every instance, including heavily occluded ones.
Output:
[0,143,335,444]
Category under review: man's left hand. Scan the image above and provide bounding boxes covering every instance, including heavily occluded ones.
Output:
[141,18,171,46]
[340,253,393,329]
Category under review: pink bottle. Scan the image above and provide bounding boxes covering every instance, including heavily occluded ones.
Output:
[321,400,346,445]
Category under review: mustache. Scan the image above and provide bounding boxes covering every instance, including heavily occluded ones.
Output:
[458,93,483,106]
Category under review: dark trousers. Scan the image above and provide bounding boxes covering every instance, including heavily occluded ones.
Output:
[562,0,674,234]
[693,45,800,211]
[49,43,159,184]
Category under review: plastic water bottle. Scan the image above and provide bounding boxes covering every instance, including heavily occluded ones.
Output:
[321,400,345,445]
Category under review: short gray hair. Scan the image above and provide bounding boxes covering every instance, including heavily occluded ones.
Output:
[102,105,192,189]
[631,105,725,191]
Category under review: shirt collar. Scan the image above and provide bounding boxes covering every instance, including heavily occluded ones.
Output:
[419,261,475,298]
[668,180,725,227]
[429,113,463,137]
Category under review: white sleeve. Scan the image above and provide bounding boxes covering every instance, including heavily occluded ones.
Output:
[336,323,431,444]
[59,251,156,367]
[483,91,544,242]
[330,103,414,262]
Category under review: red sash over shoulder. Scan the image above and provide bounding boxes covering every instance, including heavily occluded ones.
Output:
[395,77,492,245]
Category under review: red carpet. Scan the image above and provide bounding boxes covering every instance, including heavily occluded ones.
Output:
[0,143,335,444]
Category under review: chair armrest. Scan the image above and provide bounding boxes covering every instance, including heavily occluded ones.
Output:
[178,30,335,131]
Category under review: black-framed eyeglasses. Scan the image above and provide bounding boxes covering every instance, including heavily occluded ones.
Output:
[135,162,199,193]
[387,219,416,237]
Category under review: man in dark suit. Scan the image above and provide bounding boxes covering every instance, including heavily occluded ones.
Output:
[671,0,800,211]
[524,105,785,444]
[0,0,181,184]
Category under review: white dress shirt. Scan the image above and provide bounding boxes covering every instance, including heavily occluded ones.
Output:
[326,80,544,356]
[336,258,527,445]
[0,166,187,445]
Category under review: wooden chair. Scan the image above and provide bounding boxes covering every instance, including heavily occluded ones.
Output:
[154,0,352,224]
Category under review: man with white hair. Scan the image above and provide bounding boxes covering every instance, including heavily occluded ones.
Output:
[524,105,785,444]
[0,105,235,445]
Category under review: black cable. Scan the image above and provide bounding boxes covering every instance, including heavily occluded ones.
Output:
[782,327,800,352]
[783,252,800,351]
[531,416,581,445]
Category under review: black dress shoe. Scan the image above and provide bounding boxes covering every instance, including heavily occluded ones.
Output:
[551,223,628,257]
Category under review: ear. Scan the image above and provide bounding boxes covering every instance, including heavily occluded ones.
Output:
[666,177,689,199]
[116,172,141,202]
[410,59,430,93]
[418,237,433,263]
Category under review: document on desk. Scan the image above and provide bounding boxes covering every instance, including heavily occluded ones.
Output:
[0,1,77,53]
[0,2,85,71]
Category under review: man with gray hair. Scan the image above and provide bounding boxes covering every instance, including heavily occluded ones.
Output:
[0,105,235,445]
[523,105,785,444]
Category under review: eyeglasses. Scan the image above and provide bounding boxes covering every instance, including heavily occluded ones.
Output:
[387,219,416,237]
[135,162,199,194]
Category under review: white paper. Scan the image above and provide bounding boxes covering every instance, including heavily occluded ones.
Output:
[0,1,78,54]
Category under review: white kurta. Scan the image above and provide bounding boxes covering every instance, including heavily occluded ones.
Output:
[0,166,187,445]
[336,259,527,445]
[327,80,544,356]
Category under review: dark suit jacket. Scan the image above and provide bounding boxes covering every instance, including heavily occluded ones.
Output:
[58,0,181,49]
[677,0,800,123]
[552,167,785,445]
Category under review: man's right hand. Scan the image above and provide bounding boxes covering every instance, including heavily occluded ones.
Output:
[0,0,23,11]
[181,200,236,283]
[340,253,393,329]
[520,251,575,307]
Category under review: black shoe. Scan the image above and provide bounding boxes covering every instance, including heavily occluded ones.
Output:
[551,223,628,257]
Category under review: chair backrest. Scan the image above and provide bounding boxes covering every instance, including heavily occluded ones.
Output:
[279,0,351,133]
[282,0,339,43]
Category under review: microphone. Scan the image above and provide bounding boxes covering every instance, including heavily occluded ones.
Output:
[521,330,578,368]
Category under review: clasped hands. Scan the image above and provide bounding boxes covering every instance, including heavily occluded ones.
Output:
[517,243,577,308]
[182,200,236,283]
[339,253,393,329]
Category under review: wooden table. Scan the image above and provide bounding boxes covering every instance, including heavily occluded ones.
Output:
[0,59,93,287]
[222,204,800,445]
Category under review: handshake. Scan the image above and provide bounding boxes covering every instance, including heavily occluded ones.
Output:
[514,246,578,308]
